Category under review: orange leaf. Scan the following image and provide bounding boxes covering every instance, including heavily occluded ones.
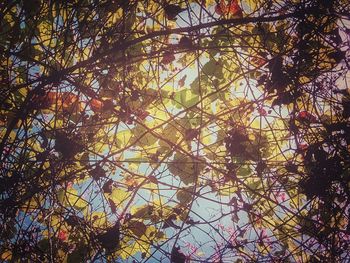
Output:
[61,93,79,108]
[90,98,104,112]
[46,92,58,104]
[37,92,81,112]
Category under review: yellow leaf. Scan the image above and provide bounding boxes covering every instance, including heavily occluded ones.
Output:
[91,211,107,228]
[109,188,130,207]
[38,20,55,47]
[23,195,44,211]
[117,129,132,148]
[65,189,89,210]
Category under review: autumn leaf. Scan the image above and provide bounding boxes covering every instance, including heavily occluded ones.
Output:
[91,165,106,180]
[0,250,12,261]
[171,246,186,263]
[102,179,114,194]
[109,188,129,206]
[57,230,68,242]
[178,36,193,49]
[95,222,120,252]
[216,0,242,16]
[176,187,193,205]
[90,98,104,112]
[169,153,206,185]
[128,220,147,238]
[228,0,242,16]
[164,4,186,20]
[178,75,187,87]
[296,111,317,123]
[1,0,348,262]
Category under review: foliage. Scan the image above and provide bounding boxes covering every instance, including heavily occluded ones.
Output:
[0,0,349,262]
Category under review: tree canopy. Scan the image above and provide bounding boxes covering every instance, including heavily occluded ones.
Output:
[0,0,349,262]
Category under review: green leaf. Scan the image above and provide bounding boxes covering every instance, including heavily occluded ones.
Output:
[168,153,206,185]
[202,59,223,78]
[173,89,199,109]
[176,187,193,205]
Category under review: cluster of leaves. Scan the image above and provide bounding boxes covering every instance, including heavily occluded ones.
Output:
[0,0,349,262]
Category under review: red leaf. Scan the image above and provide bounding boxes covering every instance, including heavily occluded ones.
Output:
[58,230,68,241]
[298,143,308,152]
[297,111,317,123]
[61,93,78,105]
[228,0,242,16]
[251,56,266,66]
[216,0,242,16]
[215,3,224,15]
[46,92,58,105]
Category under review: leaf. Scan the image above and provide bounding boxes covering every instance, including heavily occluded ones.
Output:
[173,89,199,109]
[128,220,147,238]
[178,75,187,87]
[57,230,68,242]
[96,222,120,252]
[116,129,132,148]
[90,98,104,112]
[171,246,186,263]
[216,0,242,16]
[162,51,175,65]
[246,178,262,197]
[228,0,242,16]
[131,124,158,146]
[109,188,129,206]
[296,111,317,123]
[91,165,106,180]
[38,20,54,47]
[91,211,107,227]
[131,205,155,220]
[66,189,89,210]
[176,188,193,205]
[202,59,223,78]
[168,153,206,185]
[178,36,193,49]
[243,0,259,11]
[0,250,12,261]
[159,123,180,149]
[215,2,225,15]
[102,179,114,194]
[164,4,186,20]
